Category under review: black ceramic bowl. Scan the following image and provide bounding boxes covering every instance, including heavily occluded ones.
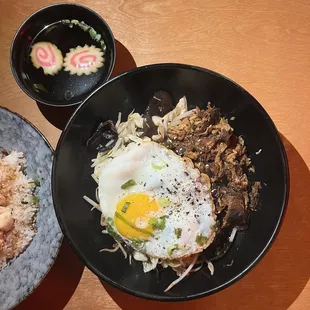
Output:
[10,3,116,107]
[52,64,289,301]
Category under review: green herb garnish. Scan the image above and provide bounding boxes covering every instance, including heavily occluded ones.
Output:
[131,238,145,249]
[115,211,154,236]
[174,228,182,238]
[158,197,171,207]
[107,225,120,240]
[89,28,97,39]
[167,244,178,256]
[61,19,70,25]
[121,202,131,213]
[68,19,105,49]
[94,33,102,42]
[30,179,40,186]
[106,217,114,225]
[196,234,209,246]
[79,21,90,32]
[33,84,47,93]
[33,196,40,204]
[149,216,166,230]
[151,162,166,170]
[100,40,106,51]
[106,217,121,240]
[121,179,137,189]
[151,158,167,170]
[44,25,58,35]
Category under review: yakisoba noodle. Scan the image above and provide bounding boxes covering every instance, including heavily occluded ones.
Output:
[30,42,63,75]
[63,45,104,76]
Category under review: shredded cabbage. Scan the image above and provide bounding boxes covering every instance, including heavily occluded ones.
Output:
[84,96,221,292]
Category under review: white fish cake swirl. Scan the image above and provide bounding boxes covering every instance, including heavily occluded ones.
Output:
[63,44,104,76]
[96,141,217,260]
[30,42,63,76]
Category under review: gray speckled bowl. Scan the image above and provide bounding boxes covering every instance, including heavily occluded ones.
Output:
[0,107,63,310]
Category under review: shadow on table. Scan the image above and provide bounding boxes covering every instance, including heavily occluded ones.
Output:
[110,40,137,79]
[37,40,136,130]
[103,134,310,310]
[15,240,84,310]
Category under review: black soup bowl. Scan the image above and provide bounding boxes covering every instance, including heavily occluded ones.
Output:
[52,64,289,301]
[10,3,116,107]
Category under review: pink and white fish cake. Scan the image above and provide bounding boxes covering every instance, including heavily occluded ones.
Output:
[63,45,104,76]
[30,42,63,76]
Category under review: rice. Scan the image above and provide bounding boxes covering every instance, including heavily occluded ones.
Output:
[0,151,39,270]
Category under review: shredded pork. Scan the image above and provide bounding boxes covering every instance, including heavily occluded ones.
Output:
[163,104,261,229]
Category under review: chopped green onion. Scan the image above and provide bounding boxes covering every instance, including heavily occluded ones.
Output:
[149,216,166,230]
[196,234,209,246]
[33,196,40,204]
[121,202,131,213]
[79,22,90,32]
[115,211,154,236]
[89,28,97,39]
[44,25,58,35]
[174,228,182,238]
[106,217,114,225]
[151,158,167,170]
[131,238,145,249]
[94,33,102,42]
[151,162,166,170]
[167,244,178,256]
[62,19,70,25]
[158,197,171,207]
[34,179,41,187]
[33,84,47,93]
[106,217,121,240]
[107,225,120,240]
[71,19,79,25]
[100,40,106,50]
[121,179,137,189]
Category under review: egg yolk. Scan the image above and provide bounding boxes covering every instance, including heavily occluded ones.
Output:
[114,193,159,239]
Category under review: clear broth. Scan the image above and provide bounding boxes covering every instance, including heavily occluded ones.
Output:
[26,21,107,103]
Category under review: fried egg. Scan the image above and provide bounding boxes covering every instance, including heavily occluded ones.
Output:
[97,141,216,259]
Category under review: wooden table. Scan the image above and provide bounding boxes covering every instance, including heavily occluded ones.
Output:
[0,0,309,309]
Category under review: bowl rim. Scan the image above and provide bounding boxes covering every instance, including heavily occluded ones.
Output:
[10,2,116,108]
[52,63,290,301]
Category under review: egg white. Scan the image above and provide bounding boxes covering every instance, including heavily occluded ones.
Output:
[98,141,216,259]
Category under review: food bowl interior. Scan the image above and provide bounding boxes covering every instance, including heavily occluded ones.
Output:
[53,64,288,300]
[10,3,115,107]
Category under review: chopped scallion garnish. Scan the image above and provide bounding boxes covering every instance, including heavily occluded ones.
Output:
[149,216,166,230]
[131,238,145,249]
[33,196,40,204]
[115,211,153,236]
[121,179,137,189]
[167,244,178,256]
[33,84,47,93]
[174,228,182,238]
[196,234,209,246]
[89,28,97,39]
[121,201,131,213]
[158,197,171,207]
